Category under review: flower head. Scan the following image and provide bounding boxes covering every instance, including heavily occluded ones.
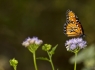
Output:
[22,37,43,47]
[65,38,87,51]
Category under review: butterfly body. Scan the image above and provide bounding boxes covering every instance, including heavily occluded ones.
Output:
[64,9,85,37]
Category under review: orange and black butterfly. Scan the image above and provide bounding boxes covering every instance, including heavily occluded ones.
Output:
[64,9,85,37]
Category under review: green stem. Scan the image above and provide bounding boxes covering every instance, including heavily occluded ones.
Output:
[74,52,77,70]
[33,52,38,70]
[47,52,55,70]
[50,57,55,70]
[14,66,17,70]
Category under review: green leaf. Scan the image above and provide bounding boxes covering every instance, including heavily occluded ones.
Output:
[36,57,49,62]
[49,44,58,55]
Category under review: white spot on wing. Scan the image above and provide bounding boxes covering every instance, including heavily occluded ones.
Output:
[76,20,78,22]
[76,24,78,27]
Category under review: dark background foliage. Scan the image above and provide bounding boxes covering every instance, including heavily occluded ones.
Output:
[0,0,95,70]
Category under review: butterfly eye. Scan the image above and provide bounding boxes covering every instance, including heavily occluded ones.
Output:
[64,9,85,37]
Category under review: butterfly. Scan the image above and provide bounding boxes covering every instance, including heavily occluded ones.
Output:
[64,9,85,37]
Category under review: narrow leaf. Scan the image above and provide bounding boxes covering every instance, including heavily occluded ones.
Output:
[36,57,49,62]
[49,44,58,55]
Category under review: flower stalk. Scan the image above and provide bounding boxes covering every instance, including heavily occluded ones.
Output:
[74,52,77,70]
[49,56,55,70]
[22,37,43,70]
[65,38,87,70]
[33,52,38,70]
[47,51,55,70]
[37,44,58,70]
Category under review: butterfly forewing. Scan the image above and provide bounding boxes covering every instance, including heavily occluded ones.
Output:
[66,10,76,22]
[64,9,85,37]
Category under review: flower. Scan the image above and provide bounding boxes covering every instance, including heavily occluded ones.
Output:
[22,37,43,47]
[65,38,87,51]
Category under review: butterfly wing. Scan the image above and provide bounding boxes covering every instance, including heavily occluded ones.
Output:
[64,9,85,37]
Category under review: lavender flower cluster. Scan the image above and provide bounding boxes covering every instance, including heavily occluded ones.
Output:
[65,38,87,51]
[22,37,43,47]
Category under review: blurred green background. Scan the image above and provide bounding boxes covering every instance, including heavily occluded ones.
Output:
[0,0,95,70]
